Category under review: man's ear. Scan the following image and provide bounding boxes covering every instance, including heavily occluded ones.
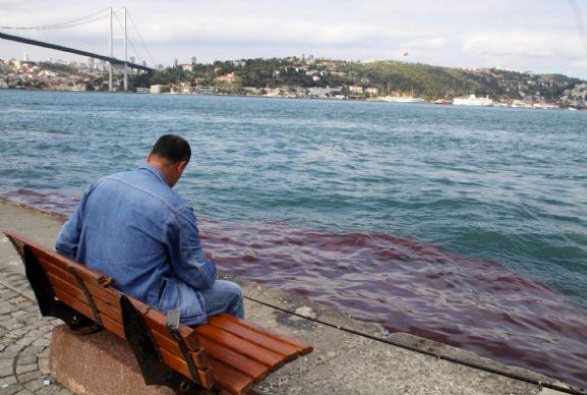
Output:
[177,160,188,173]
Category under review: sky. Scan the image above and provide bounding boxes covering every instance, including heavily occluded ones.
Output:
[1,0,587,78]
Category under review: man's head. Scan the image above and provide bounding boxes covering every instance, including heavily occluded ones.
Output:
[147,134,191,188]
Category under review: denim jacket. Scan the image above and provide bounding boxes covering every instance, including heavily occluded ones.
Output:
[55,164,217,325]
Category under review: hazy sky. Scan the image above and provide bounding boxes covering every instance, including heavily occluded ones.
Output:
[1,0,587,78]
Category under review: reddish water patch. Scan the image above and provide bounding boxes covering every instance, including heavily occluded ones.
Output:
[2,190,586,388]
[200,218,587,389]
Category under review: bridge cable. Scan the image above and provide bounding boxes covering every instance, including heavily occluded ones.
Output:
[127,11,156,67]
[0,8,109,31]
[112,12,143,68]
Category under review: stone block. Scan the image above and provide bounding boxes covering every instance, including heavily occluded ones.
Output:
[49,325,176,395]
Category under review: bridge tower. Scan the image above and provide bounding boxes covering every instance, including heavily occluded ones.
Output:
[109,7,113,91]
[123,6,128,92]
[108,7,128,92]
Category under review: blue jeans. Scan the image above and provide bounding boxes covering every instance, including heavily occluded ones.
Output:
[199,280,244,319]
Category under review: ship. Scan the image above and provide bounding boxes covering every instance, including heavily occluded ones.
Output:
[452,94,494,106]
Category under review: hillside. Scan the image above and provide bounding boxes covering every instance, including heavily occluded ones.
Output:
[149,57,586,107]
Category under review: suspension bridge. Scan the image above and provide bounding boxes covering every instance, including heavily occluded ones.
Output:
[0,7,156,91]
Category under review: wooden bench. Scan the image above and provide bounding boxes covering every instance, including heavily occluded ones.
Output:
[4,230,312,394]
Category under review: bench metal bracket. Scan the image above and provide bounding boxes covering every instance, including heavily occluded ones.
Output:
[22,245,99,333]
[65,266,103,326]
[121,296,199,393]
[166,309,202,387]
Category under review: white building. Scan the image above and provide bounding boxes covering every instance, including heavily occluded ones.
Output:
[182,63,195,72]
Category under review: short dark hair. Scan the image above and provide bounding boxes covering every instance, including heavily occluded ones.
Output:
[150,134,191,163]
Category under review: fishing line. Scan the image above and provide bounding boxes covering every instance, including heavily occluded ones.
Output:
[243,294,586,395]
[566,0,587,58]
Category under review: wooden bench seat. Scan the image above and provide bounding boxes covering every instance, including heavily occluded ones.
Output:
[5,230,312,394]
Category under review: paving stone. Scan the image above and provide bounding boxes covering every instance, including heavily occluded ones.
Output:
[4,346,24,355]
[15,357,35,367]
[30,341,48,349]
[36,350,48,360]
[14,302,33,310]
[0,375,17,386]
[23,379,43,392]
[7,329,26,338]
[18,348,43,358]
[0,305,15,315]
[37,359,49,376]
[3,291,20,299]
[0,365,14,378]
[26,332,44,340]
[2,324,23,332]
[33,386,67,395]
[15,365,36,375]
[0,384,21,395]
[0,352,18,360]
[14,389,34,395]
[14,340,32,348]
[0,360,13,370]
[8,313,26,321]
[0,291,18,299]
[15,371,40,384]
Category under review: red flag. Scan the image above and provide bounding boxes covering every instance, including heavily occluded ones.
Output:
[402,52,409,57]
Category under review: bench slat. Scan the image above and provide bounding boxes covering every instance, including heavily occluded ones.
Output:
[47,272,123,322]
[52,287,126,338]
[207,357,255,395]
[130,299,201,350]
[159,348,214,389]
[195,325,286,369]
[30,245,111,286]
[198,336,270,381]
[208,315,301,360]
[39,256,120,306]
[219,313,313,355]
[149,330,209,370]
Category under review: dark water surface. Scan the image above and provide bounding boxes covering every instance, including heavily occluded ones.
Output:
[1,90,586,387]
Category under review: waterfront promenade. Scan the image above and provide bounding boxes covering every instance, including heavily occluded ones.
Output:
[0,200,570,394]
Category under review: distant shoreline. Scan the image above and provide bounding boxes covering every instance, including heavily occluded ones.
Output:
[3,87,587,111]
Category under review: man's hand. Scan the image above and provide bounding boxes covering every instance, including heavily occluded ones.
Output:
[205,251,214,261]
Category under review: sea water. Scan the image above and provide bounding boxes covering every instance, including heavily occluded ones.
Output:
[0,90,586,387]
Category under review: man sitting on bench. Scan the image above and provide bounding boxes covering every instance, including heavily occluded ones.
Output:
[55,134,244,326]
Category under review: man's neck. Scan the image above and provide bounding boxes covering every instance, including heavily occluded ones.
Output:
[147,159,173,187]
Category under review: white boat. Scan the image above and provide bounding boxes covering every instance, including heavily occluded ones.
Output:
[380,95,425,103]
[453,94,494,106]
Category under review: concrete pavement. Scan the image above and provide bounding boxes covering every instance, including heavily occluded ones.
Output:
[0,199,574,395]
